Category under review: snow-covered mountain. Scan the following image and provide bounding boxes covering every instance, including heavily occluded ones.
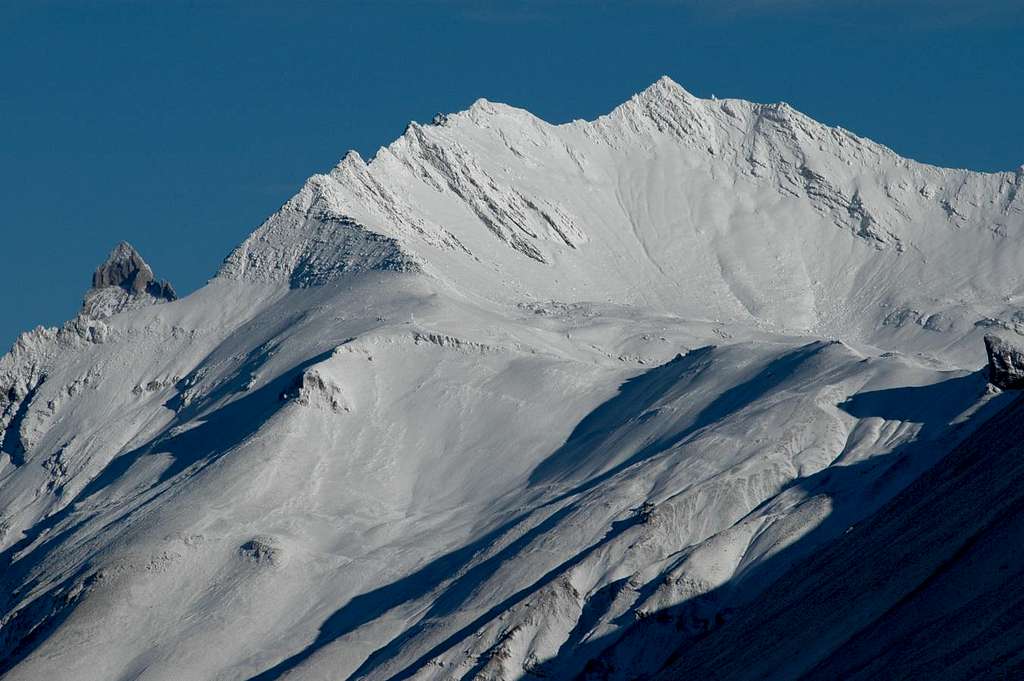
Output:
[1,77,1022,680]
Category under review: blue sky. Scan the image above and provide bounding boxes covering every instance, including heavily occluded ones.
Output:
[2,0,1023,348]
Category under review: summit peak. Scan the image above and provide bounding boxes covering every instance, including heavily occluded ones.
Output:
[91,241,166,295]
[636,75,693,100]
[84,241,176,318]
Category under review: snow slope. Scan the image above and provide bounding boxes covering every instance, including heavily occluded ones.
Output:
[1,77,1022,680]
[650,389,1024,681]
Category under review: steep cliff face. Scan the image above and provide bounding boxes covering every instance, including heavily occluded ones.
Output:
[1,78,1022,681]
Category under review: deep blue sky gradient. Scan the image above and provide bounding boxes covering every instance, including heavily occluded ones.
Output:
[2,1,1023,348]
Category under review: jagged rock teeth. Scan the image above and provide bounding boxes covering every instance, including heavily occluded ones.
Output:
[91,241,176,299]
[82,242,176,319]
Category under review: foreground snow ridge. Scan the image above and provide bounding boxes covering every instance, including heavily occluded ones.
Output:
[1,77,1023,680]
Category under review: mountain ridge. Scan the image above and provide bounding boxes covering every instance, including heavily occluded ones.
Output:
[214,76,1022,367]
[1,78,1023,681]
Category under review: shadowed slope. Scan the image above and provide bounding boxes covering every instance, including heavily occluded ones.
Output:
[651,393,1024,681]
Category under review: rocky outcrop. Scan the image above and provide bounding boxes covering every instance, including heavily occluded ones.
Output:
[984,334,1024,389]
[91,241,175,297]
[279,368,350,413]
[82,242,176,318]
[238,537,281,566]
[0,242,173,469]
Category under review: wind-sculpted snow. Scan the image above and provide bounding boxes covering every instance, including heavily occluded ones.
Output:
[1,78,1023,680]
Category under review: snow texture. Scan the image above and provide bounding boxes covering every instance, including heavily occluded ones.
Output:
[1,77,1023,681]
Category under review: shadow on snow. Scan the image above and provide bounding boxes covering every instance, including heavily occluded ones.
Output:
[0,350,333,675]
[244,347,990,680]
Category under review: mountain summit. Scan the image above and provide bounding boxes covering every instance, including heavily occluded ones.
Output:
[91,241,175,299]
[220,76,1023,362]
[1,80,1022,681]
[82,241,175,318]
